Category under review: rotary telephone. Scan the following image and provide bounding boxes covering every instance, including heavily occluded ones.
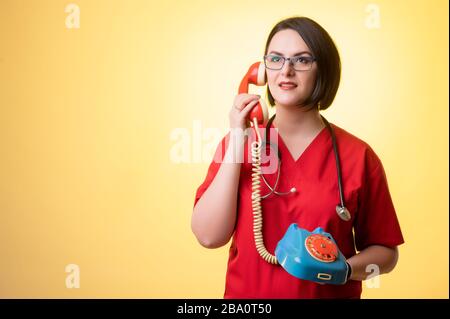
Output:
[239,62,349,285]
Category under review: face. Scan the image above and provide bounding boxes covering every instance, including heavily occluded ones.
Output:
[265,29,318,108]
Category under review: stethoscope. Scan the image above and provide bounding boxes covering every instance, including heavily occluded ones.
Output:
[258,113,351,222]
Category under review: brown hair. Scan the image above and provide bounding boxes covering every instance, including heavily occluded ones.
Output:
[264,16,341,110]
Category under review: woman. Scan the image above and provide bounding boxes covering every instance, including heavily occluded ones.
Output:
[191,16,404,299]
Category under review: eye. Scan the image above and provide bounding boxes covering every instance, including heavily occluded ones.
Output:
[270,55,282,62]
[295,57,311,64]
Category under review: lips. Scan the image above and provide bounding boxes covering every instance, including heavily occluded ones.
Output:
[279,81,297,88]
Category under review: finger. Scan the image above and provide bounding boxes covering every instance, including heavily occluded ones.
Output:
[235,94,260,110]
[240,99,259,116]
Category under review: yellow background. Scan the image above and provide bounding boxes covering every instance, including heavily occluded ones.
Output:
[0,0,448,298]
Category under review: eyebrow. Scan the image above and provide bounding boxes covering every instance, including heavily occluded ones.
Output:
[268,50,312,57]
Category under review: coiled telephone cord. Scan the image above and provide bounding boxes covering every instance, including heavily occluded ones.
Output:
[251,117,278,265]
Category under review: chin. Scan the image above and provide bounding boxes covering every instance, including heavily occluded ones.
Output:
[274,96,304,108]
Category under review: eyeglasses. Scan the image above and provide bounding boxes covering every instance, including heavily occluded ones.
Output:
[263,54,316,71]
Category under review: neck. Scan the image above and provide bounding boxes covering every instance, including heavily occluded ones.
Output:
[273,103,325,135]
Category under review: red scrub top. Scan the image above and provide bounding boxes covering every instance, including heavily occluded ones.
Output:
[193,121,404,299]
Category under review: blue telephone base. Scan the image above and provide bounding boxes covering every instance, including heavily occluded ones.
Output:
[274,224,349,285]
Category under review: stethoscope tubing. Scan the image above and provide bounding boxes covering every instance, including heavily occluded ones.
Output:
[259,114,348,219]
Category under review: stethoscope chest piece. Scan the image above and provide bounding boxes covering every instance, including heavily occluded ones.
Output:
[336,205,351,221]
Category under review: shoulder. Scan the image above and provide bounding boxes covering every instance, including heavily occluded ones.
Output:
[330,123,382,174]
[331,123,370,151]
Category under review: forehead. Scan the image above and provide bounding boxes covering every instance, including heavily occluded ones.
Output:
[268,29,310,55]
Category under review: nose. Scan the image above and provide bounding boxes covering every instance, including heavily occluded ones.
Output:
[281,58,295,76]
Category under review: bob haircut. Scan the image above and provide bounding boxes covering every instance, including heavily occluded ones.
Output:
[264,16,341,111]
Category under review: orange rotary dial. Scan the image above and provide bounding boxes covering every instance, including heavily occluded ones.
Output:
[305,234,338,262]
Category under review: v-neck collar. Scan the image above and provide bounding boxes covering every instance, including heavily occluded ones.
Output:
[268,119,329,164]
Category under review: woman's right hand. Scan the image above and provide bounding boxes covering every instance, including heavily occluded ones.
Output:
[229,94,261,130]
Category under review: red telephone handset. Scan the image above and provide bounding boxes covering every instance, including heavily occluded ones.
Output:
[238,62,269,127]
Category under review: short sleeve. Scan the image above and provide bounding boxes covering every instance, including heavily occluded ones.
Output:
[354,149,405,251]
[193,132,230,208]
